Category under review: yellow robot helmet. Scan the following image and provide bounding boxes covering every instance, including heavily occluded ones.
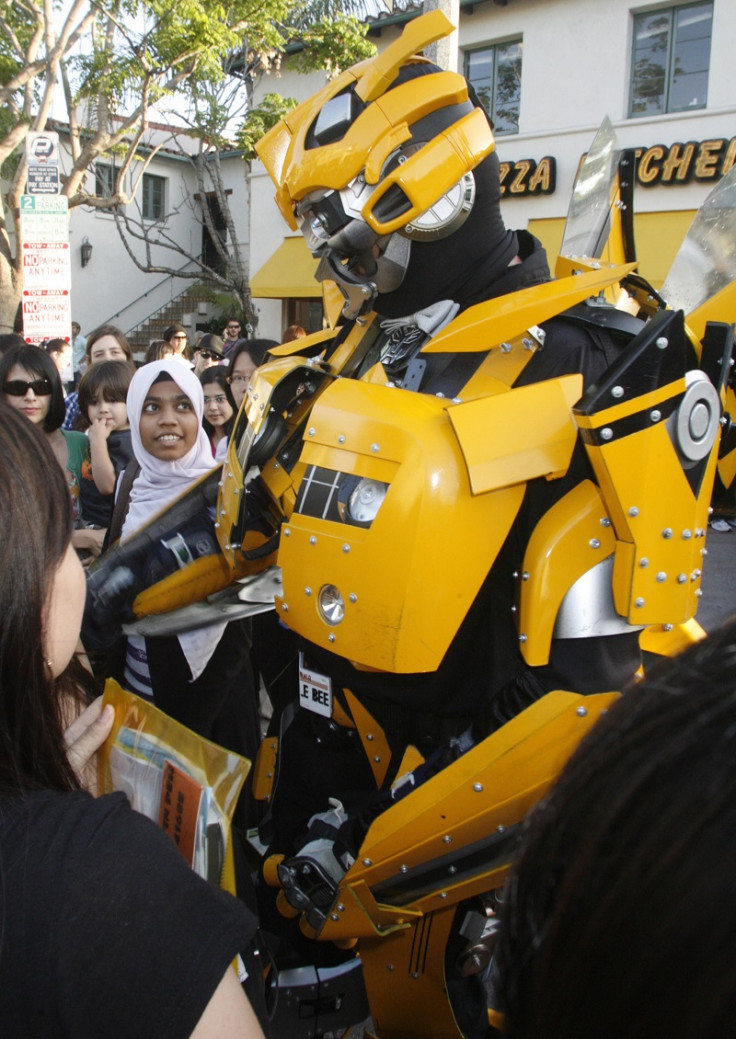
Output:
[256,11,497,317]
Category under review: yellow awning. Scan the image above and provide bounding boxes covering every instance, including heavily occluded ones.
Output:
[250,237,321,299]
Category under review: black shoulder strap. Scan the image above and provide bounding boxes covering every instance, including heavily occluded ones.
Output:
[105,459,141,548]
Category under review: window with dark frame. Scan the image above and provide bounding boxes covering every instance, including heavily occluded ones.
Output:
[629,2,713,118]
[464,39,522,136]
[141,173,166,221]
[95,163,115,198]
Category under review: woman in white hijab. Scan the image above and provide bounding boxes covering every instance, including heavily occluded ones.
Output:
[113,359,261,782]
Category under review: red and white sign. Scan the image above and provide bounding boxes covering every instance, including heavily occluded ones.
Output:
[20,195,71,343]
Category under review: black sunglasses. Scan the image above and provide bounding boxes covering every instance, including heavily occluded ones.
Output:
[3,378,53,397]
[197,350,221,361]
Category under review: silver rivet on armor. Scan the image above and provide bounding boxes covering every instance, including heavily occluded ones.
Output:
[500,342,512,354]
[656,337,669,350]
[400,865,408,874]
[496,824,506,834]
[510,605,517,612]
[412,972,419,980]
[281,603,289,611]
[443,835,452,844]
[522,571,529,581]
[330,913,339,921]
[305,587,312,596]
[589,538,601,549]
[387,964,395,972]
[701,548,708,556]
[328,633,336,643]
[600,427,613,441]
[600,517,611,527]
[362,858,372,867]
[452,398,462,404]
[448,865,457,875]
[273,462,280,470]
[366,733,374,741]
[512,570,519,579]
[650,409,662,423]
[663,623,673,631]
[342,544,350,553]
[695,588,703,597]
[522,337,535,351]
[473,783,484,793]
[371,443,379,453]
[692,569,702,580]
[338,434,346,444]
[662,528,673,539]
[682,529,692,539]
[308,427,316,437]
[440,892,447,900]
[611,385,624,398]
[373,756,381,764]
[677,574,687,583]
[629,506,639,517]
[635,598,645,608]
[576,706,588,717]
[656,572,666,582]
[214,522,220,529]
[309,535,317,545]
[519,634,527,643]
[349,593,357,603]
[639,558,649,568]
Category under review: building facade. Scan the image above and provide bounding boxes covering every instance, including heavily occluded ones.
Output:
[249,0,735,339]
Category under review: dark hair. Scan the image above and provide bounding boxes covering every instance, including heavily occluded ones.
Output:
[78,360,135,421]
[0,343,66,431]
[45,338,69,356]
[163,323,186,342]
[496,618,736,1039]
[0,401,80,792]
[145,339,174,364]
[85,324,133,364]
[0,332,26,357]
[227,338,277,373]
[200,368,236,441]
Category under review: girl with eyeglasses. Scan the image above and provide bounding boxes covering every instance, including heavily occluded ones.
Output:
[0,344,102,562]
[226,339,277,410]
[200,368,236,459]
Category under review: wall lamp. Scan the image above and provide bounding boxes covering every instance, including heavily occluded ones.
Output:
[80,236,93,268]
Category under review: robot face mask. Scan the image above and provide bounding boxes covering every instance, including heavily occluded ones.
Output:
[256,10,494,319]
[296,156,477,319]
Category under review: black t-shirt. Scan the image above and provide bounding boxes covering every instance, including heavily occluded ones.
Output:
[79,429,134,528]
[0,788,255,1038]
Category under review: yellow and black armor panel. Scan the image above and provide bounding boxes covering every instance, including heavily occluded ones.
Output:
[574,308,725,627]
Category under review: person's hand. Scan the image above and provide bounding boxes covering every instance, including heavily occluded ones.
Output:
[88,415,113,446]
[72,527,106,566]
[64,695,115,794]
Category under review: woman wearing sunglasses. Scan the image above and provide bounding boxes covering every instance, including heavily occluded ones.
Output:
[0,344,102,562]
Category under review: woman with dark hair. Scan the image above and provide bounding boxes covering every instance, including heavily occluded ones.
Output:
[226,338,277,410]
[0,400,264,1037]
[62,324,133,430]
[496,619,736,1039]
[200,367,236,458]
[0,344,101,560]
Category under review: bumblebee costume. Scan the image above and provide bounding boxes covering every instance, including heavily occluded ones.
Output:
[85,12,733,1035]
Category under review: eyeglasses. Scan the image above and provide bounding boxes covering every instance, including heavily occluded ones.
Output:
[204,394,228,405]
[228,374,251,384]
[3,378,53,397]
[226,325,241,331]
[197,350,221,361]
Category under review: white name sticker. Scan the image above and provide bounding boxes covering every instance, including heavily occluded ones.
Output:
[298,652,333,718]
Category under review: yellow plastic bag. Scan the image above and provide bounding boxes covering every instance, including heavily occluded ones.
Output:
[97,679,250,896]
